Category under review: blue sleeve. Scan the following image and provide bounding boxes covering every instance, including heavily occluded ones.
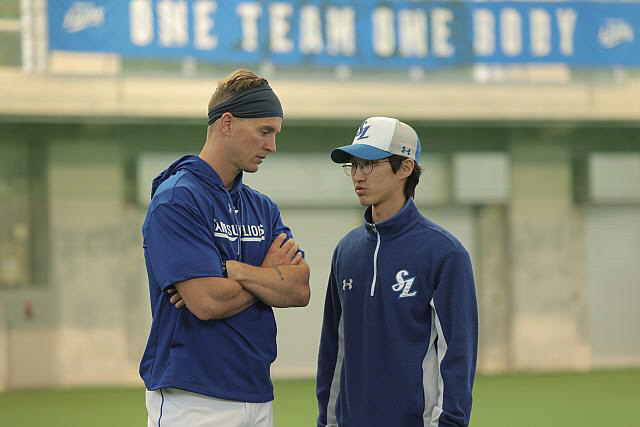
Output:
[432,250,478,426]
[316,252,342,427]
[144,202,224,290]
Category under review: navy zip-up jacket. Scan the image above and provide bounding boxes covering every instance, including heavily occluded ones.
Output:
[316,199,478,427]
[140,155,295,402]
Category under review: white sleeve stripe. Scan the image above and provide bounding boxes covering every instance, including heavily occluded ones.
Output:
[422,306,438,426]
[423,298,448,427]
[326,316,344,425]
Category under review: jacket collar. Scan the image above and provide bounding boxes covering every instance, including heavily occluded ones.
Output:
[226,170,245,196]
[190,156,245,196]
[153,154,245,195]
[364,198,421,240]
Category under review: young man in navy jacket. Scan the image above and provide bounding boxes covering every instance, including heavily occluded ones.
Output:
[140,69,310,427]
[317,117,478,427]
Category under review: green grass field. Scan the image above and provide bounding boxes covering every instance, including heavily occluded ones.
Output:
[1,369,638,426]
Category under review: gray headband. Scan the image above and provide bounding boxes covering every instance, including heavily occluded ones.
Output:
[207,84,283,126]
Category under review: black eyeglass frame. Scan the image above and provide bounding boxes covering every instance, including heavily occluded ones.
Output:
[341,159,391,176]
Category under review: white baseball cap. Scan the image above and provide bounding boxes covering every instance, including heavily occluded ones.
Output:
[330,117,421,164]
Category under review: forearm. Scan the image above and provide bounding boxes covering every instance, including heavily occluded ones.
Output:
[226,260,310,308]
[205,280,256,319]
[175,277,256,321]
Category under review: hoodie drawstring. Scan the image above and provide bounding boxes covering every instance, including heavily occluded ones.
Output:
[223,187,242,260]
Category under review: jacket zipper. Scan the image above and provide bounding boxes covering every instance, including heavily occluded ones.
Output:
[370,224,380,297]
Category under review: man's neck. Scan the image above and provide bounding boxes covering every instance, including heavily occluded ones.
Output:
[371,192,407,224]
[199,143,238,190]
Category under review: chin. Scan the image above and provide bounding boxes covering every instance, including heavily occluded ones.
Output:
[357,195,373,207]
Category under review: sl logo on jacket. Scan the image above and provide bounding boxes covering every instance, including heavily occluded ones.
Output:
[391,270,417,298]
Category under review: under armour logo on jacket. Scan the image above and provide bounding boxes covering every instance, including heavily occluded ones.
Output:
[342,279,353,290]
[391,270,416,298]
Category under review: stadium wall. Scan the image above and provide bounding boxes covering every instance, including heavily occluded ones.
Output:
[1,120,639,389]
[1,0,639,391]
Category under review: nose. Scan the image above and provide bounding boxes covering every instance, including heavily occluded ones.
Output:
[352,165,366,182]
[265,135,276,153]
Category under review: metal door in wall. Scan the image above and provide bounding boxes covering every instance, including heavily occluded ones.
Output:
[0,307,6,391]
[586,207,640,367]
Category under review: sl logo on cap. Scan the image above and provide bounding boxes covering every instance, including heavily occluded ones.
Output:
[355,122,371,140]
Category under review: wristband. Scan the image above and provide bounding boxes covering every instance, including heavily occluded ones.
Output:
[221,259,228,278]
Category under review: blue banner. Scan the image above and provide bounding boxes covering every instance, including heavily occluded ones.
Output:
[47,1,640,68]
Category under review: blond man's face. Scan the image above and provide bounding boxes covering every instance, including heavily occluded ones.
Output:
[227,116,282,173]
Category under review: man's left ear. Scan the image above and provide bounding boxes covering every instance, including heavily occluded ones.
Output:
[401,159,415,179]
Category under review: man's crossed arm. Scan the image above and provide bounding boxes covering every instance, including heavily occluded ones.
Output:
[167,234,310,320]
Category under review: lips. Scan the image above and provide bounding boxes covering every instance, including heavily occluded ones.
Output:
[355,186,366,195]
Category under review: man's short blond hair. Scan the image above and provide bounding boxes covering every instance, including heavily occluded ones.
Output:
[208,69,269,111]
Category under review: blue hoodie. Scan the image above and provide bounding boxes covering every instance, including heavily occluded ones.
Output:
[139,155,294,402]
[316,199,478,427]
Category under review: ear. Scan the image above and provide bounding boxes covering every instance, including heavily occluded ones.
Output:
[219,112,234,136]
[398,159,415,180]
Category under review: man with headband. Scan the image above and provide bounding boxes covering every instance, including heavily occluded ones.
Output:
[140,69,310,427]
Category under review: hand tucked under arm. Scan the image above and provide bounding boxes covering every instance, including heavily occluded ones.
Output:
[171,276,256,321]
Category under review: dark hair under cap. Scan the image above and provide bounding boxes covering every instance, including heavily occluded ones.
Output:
[207,84,283,125]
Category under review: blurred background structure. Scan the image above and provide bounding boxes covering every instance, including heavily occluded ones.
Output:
[1,0,639,398]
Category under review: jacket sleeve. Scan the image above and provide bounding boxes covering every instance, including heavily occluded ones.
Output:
[430,250,478,426]
[144,202,224,290]
[316,251,342,427]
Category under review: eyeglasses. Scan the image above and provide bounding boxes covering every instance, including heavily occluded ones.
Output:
[341,160,390,176]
